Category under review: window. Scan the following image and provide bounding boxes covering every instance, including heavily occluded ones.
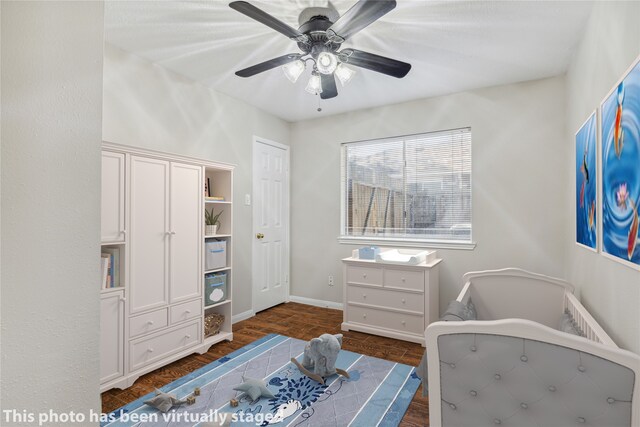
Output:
[340,128,472,246]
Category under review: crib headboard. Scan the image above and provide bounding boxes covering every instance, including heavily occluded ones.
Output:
[425,319,640,427]
[458,268,574,328]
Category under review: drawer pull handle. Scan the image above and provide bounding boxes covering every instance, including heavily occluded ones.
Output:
[185,310,192,314]
[147,320,154,325]
[363,314,367,319]
[363,273,367,278]
[402,299,406,304]
[120,229,127,235]
[362,294,367,299]
[185,334,192,339]
[401,277,406,282]
[401,320,406,325]
[147,347,154,353]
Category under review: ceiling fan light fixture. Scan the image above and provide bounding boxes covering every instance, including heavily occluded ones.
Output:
[316,51,338,75]
[335,63,356,87]
[305,73,323,95]
[282,59,305,83]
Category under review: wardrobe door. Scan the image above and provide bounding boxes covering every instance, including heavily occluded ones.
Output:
[170,162,202,303]
[130,156,170,314]
[100,290,124,383]
[101,151,125,242]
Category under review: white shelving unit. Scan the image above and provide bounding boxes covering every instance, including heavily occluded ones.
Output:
[100,150,127,390]
[202,165,233,347]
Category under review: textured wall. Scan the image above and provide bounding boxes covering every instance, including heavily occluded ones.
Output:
[1,1,104,423]
[102,44,291,317]
[289,76,568,311]
[565,1,640,353]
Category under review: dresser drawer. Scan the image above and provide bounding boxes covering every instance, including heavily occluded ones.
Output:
[384,268,424,291]
[347,285,424,313]
[130,321,201,371]
[130,308,168,338]
[346,265,383,286]
[347,304,424,335]
[170,299,202,325]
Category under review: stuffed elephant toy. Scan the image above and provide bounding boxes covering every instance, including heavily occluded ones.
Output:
[302,333,343,377]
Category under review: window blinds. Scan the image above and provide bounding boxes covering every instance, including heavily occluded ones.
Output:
[342,128,472,242]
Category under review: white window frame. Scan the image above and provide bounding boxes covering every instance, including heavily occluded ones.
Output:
[339,129,476,250]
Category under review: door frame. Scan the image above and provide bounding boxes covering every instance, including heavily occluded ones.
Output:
[252,136,291,314]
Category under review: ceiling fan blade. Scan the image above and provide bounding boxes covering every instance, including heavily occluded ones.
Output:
[320,73,338,99]
[230,1,307,42]
[327,0,396,41]
[235,54,301,78]
[340,48,411,78]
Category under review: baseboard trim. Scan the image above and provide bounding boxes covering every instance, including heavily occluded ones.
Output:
[232,309,255,323]
[288,295,343,310]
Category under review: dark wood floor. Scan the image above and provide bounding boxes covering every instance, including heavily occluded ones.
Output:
[101,302,429,426]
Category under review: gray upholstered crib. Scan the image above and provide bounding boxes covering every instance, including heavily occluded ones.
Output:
[424,268,640,427]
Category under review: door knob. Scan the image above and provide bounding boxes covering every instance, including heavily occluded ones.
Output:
[256,233,265,239]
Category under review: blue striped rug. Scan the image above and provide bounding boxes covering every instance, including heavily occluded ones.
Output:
[103,334,420,427]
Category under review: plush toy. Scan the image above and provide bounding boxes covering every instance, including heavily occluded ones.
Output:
[143,389,187,413]
[291,333,350,384]
[233,376,275,403]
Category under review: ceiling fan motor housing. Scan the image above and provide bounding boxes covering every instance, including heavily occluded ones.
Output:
[297,15,342,56]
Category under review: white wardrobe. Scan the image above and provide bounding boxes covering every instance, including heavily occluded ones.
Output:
[100,143,234,392]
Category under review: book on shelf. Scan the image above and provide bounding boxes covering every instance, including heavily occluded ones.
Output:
[205,196,225,201]
[101,254,110,289]
[102,247,120,288]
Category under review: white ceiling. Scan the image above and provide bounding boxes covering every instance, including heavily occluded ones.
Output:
[104,0,593,122]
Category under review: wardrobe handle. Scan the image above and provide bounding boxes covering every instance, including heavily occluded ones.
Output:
[170,231,176,235]
[147,347,154,353]
[119,296,126,303]
[147,320,154,326]
[185,334,191,339]
[120,230,127,235]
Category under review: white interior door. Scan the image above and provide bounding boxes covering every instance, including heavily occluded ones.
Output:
[253,139,289,313]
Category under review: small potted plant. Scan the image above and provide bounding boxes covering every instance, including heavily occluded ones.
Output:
[205,209,223,236]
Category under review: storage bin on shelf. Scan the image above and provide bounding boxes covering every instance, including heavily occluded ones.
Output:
[205,272,227,306]
[205,239,227,270]
[204,313,225,337]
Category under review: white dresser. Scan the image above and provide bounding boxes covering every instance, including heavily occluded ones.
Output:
[341,256,441,346]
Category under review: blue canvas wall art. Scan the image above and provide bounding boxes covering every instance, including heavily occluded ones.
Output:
[601,57,640,268]
[576,112,597,250]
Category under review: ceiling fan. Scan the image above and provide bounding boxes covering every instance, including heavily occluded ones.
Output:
[229,0,411,100]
